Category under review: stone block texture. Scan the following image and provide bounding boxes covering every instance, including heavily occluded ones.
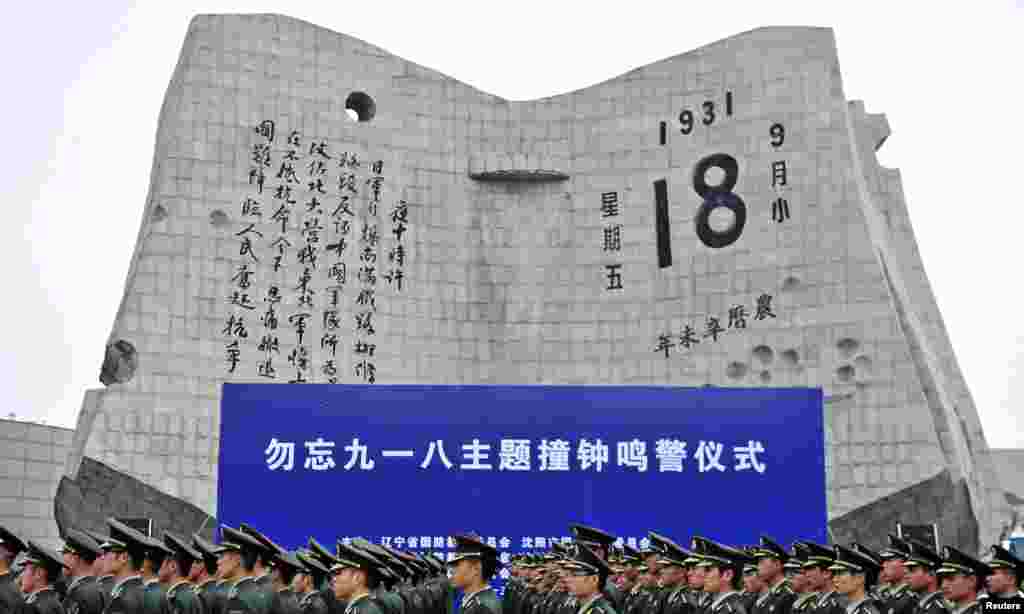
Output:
[67,14,1006,552]
[54,457,215,542]
[0,418,74,549]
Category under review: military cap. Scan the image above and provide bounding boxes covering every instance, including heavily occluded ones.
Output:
[447,533,499,565]
[424,552,447,574]
[850,543,882,567]
[828,545,881,576]
[987,545,1024,578]
[275,550,305,573]
[570,524,617,548]
[752,536,790,562]
[106,518,151,555]
[0,526,28,556]
[653,534,692,567]
[348,539,407,579]
[164,532,201,562]
[191,534,220,564]
[23,539,67,578]
[216,526,265,555]
[743,563,758,575]
[331,543,384,574]
[878,535,911,561]
[903,540,942,571]
[308,537,338,568]
[792,542,834,569]
[61,528,102,561]
[296,551,330,577]
[564,544,611,577]
[692,537,750,571]
[936,546,991,578]
[621,545,643,567]
[82,529,112,550]
[239,523,284,558]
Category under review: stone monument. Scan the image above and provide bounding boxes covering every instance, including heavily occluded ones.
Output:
[55,14,1006,551]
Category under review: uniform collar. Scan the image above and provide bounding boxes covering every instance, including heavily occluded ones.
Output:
[919,590,943,605]
[144,578,162,587]
[953,601,977,614]
[67,575,92,591]
[26,587,56,603]
[710,591,739,610]
[770,579,789,594]
[114,575,143,591]
[197,578,216,588]
[845,597,866,614]
[462,585,492,606]
[578,594,603,613]
[348,593,371,607]
[169,579,191,593]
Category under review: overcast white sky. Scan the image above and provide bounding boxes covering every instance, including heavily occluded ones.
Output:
[3,1,1021,446]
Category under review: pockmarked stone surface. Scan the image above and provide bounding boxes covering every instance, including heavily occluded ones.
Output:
[64,13,1006,551]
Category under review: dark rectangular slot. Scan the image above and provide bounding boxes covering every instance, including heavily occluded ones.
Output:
[726,91,733,116]
[659,121,667,145]
[653,179,672,269]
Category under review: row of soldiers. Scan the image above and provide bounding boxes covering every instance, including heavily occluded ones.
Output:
[503,525,1024,614]
[3,521,1024,614]
[0,520,457,614]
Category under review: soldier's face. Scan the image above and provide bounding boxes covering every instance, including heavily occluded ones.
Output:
[742,573,761,593]
[189,561,203,582]
[906,566,932,592]
[831,570,863,597]
[803,567,827,592]
[645,556,660,575]
[565,574,598,598]
[158,558,175,583]
[941,574,975,602]
[757,558,781,583]
[787,570,807,593]
[332,568,362,599]
[688,565,706,589]
[702,567,722,593]
[218,552,240,579]
[92,552,108,576]
[987,569,1016,595]
[882,559,905,584]
[19,563,41,594]
[449,559,478,590]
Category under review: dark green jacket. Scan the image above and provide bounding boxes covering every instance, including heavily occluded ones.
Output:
[225,578,270,614]
[462,588,501,614]
[142,581,168,614]
[579,595,616,614]
[104,577,146,614]
[166,582,203,614]
[341,596,382,614]
[20,588,66,614]
[2,572,25,614]
[63,577,105,614]
[193,581,224,614]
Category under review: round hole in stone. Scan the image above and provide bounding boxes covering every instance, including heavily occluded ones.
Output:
[836,337,860,358]
[759,370,772,383]
[853,355,873,373]
[752,345,774,365]
[100,339,138,386]
[726,362,749,379]
[782,276,801,292]
[836,364,856,383]
[151,204,168,223]
[345,91,376,122]
[210,209,229,227]
[704,166,726,188]
[780,349,800,366]
[708,207,736,233]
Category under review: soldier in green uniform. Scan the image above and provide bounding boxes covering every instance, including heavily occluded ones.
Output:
[103,518,151,614]
[562,545,616,614]
[238,526,279,593]
[293,553,328,614]
[739,563,763,614]
[82,530,116,606]
[158,534,203,614]
[900,540,945,614]
[308,539,342,614]
[218,526,270,614]
[793,543,841,614]
[60,529,106,614]
[874,537,914,614]
[982,545,1024,602]
[691,537,751,614]
[654,536,693,614]
[616,548,644,614]
[267,550,302,614]
[785,545,815,614]
[685,541,711,614]
[0,525,27,614]
[445,534,501,614]
[570,525,622,613]
[327,544,383,614]
[191,535,224,614]
[347,542,403,614]
[19,541,68,614]
[750,538,795,614]
[849,545,885,604]
[936,547,989,614]
[140,534,172,614]
[828,546,881,614]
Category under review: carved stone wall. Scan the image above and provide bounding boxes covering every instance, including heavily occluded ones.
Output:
[69,14,1006,552]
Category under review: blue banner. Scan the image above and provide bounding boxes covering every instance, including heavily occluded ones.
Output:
[218,384,826,576]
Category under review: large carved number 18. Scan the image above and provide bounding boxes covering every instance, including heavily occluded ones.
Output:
[653,153,746,268]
